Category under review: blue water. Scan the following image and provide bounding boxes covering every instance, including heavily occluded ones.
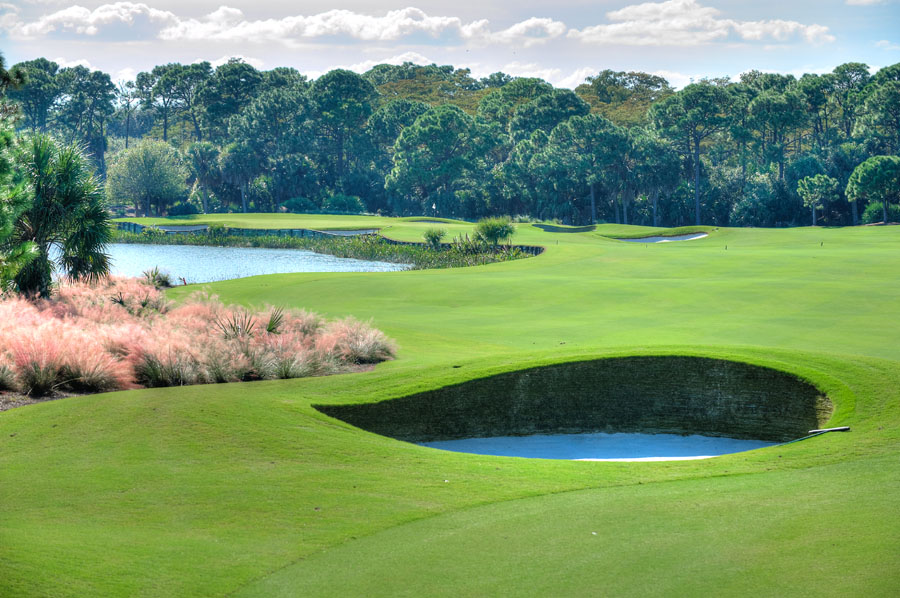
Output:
[419,432,778,461]
[107,243,410,283]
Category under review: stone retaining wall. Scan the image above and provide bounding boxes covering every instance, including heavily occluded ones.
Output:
[317,356,832,442]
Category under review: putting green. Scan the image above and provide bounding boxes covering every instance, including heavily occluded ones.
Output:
[2,216,899,597]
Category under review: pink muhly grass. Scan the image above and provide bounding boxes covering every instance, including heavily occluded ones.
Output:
[319,318,397,364]
[0,354,19,392]
[61,348,134,393]
[8,325,67,396]
[0,277,396,396]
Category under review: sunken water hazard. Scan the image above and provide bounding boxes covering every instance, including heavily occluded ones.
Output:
[317,357,833,462]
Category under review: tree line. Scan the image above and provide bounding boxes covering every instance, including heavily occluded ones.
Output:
[5,54,900,227]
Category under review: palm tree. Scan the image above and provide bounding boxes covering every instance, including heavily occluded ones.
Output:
[0,53,25,95]
[186,141,220,213]
[0,124,35,291]
[13,134,111,297]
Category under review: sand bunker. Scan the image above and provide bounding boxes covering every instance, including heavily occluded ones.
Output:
[620,233,708,243]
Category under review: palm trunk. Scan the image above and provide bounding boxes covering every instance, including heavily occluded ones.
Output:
[693,136,701,226]
[812,205,816,227]
[852,198,859,226]
[589,182,596,224]
[336,129,345,190]
[652,189,659,227]
[884,200,889,225]
[191,111,202,141]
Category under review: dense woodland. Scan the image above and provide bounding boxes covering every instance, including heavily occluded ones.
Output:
[5,56,900,227]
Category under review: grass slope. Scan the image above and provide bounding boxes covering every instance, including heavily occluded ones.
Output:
[2,216,900,596]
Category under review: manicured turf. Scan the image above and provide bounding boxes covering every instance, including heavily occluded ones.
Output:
[2,215,899,596]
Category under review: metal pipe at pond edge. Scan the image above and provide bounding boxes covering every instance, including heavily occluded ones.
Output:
[780,426,851,447]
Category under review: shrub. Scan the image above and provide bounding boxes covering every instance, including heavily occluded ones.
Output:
[206,224,228,240]
[282,197,319,214]
[423,227,446,249]
[168,202,200,216]
[323,194,365,214]
[474,217,515,247]
[862,201,900,224]
[140,226,167,241]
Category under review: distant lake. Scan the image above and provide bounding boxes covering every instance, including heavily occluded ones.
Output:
[107,243,410,283]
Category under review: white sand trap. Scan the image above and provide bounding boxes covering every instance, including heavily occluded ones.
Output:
[418,432,777,461]
[620,233,708,243]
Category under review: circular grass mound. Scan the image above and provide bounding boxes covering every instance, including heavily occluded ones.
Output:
[317,356,833,443]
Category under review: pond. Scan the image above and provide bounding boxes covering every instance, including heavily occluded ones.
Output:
[107,243,410,283]
[419,432,778,462]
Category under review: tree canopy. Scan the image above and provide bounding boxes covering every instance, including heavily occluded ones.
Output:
[5,55,900,227]
[846,156,900,225]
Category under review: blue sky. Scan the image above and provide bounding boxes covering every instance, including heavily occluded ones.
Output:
[1,1,897,87]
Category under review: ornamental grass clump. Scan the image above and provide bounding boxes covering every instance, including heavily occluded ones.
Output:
[0,277,396,397]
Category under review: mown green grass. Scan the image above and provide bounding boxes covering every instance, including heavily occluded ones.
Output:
[2,216,899,597]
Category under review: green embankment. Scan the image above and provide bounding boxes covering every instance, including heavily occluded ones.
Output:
[2,216,899,597]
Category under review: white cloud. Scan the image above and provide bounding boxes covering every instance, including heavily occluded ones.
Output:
[846,0,885,5]
[158,7,565,47]
[485,17,567,47]
[568,0,834,46]
[155,6,561,47]
[50,56,94,69]
[1,5,565,48]
[496,62,595,89]
[6,2,177,38]
[113,66,137,82]
[876,39,900,51]
[344,52,435,74]
[200,55,266,69]
[650,69,695,89]
[556,66,596,89]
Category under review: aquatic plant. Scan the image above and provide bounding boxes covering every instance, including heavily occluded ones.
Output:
[111,229,535,270]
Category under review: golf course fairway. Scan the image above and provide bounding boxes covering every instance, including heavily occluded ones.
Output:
[2,216,899,596]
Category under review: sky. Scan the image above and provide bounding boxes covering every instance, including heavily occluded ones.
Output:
[1,0,898,88]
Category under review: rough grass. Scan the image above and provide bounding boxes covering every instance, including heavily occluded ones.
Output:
[2,216,900,597]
